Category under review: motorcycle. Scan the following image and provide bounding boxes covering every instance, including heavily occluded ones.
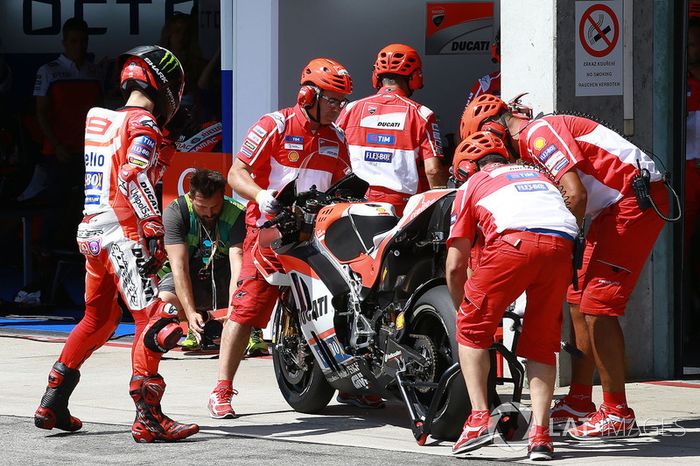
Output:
[252,155,471,443]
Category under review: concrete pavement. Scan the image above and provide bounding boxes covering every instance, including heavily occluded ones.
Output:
[2,329,700,464]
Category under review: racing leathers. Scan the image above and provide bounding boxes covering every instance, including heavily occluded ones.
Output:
[35,106,198,441]
[336,87,444,215]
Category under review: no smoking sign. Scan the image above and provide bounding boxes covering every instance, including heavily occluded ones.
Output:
[575,1,623,96]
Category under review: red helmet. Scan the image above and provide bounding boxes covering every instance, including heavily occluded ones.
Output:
[452,131,509,183]
[460,93,508,141]
[300,58,353,94]
[372,43,423,90]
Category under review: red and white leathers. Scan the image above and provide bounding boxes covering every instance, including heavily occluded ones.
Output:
[518,115,669,316]
[685,74,700,253]
[231,104,350,328]
[58,106,177,376]
[448,163,577,364]
[465,71,501,108]
[336,86,443,215]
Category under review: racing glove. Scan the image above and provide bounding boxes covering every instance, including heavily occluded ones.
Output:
[255,189,280,215]
[139,219,167,277]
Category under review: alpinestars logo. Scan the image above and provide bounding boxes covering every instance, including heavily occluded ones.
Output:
[159,51,180,73]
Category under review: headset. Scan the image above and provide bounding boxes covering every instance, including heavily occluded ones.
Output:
[297,85,320,108]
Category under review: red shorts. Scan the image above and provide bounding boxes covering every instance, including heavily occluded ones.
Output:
[458,231,573,365]
[366,186,411,216]
[567,182,668,317]
[228,225,278,328]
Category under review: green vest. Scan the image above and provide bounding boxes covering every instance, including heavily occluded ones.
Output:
[159,194,244,277]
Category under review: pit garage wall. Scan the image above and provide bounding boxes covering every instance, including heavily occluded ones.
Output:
[503,0,675,379]
[276,0,498,142]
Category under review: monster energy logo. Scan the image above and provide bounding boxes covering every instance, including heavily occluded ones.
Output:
[159,51,180,73]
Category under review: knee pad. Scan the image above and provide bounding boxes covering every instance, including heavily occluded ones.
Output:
[144,316,182,353]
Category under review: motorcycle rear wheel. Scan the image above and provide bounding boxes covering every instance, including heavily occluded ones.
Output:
[408,285,470,441]
[272,305,334,414]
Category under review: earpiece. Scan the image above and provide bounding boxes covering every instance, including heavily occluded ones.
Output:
[297,85,319,108]
[456,160,479,182]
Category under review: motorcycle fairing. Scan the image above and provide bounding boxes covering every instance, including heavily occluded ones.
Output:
[340,189,455,288]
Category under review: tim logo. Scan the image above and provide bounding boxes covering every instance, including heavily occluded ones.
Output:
[284,135,303,144]
[506,172,539,180]
[85,172,103,190]
[364,150,393,163]
[367,134,395,145]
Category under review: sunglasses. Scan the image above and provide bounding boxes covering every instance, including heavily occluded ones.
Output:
[320,94,349,109]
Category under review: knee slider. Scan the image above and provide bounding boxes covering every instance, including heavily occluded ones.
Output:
[144,317,182,353]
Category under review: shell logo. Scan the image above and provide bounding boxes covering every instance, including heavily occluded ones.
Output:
[533,137,547,151]
[288,151,300,162]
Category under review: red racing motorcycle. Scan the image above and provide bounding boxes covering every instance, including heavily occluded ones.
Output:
[252,159,470,443]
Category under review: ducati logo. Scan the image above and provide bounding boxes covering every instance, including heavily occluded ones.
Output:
[432,10,445,27]
[368,106,377,115]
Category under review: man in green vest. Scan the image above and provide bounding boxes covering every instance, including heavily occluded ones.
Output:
[159,168,266,355]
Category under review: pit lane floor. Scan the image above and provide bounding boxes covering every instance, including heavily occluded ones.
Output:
[2,330,699,464]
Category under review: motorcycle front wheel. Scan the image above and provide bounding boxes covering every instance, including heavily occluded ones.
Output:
[271,303,334,414]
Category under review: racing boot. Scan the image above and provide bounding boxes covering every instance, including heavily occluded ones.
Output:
[34,362,83,432]
[129,374,199,443]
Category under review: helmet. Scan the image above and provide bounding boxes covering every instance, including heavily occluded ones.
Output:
[372,43,423,90]
[460,93,508,140]
[452,131,509,183]
[119,45,185,125]
[299,58,352,94]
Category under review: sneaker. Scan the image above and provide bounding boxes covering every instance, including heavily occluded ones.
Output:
[246,328,269,357]
[452,411,499,456]
[336,392,385,409]
[181,329,200,351]
[208,384,238,419]
[567,404,640,441]
[529,431,554,461]
[551,395,596,430]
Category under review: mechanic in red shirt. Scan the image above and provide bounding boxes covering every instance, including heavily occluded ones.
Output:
[336,43,447,216]
[208,58,353,418]
[34,46,199,443]
[461,94,670,440]
[447,132,577,460]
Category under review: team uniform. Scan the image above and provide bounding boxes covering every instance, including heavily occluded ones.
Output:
[336,87,443,215]
[518,115,669,316]
[230,104,350,328]
[465,71,501,107]
[448,163,577,365]
[33,54,102,156]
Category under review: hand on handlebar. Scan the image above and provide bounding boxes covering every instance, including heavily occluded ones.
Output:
[255,189,280,215]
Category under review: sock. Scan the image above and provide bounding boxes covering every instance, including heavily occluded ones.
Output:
[216,379,233,390]
[602,391,627,410]
[568,383,593,401]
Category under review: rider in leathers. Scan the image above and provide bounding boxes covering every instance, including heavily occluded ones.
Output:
[34,45,199,443]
